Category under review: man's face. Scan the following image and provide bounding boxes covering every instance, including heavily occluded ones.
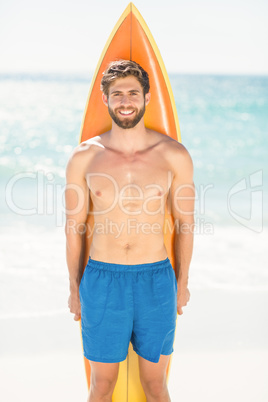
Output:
[103,76,150,129]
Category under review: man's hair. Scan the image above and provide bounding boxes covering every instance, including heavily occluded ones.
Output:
[100,60,150,96]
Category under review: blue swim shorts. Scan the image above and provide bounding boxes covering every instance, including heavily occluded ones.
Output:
[79,257,177,364]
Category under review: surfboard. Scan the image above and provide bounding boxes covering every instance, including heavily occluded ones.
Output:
[79,3,181,401]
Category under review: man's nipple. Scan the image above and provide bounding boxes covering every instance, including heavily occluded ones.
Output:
[96,190,102,196]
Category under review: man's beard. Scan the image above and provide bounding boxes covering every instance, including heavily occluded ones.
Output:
[108,103,146,129]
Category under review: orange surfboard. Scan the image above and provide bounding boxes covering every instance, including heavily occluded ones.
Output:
[79,3,181,401]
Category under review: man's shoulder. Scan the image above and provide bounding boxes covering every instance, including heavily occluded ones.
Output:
[151,130,189,157]
[152,131,193,172]
[69,135,105,161]
[76,135,106,153]
[66,135,107,177]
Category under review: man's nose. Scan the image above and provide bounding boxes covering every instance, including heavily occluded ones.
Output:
[120,95,131,105]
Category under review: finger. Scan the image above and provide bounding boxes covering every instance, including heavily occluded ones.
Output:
[177,307,183,315]
[74,313,81,321]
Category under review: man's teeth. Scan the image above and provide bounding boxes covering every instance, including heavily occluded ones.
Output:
[120,110,133,115]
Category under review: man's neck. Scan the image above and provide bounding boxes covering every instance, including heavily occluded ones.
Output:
[108,119,150,154]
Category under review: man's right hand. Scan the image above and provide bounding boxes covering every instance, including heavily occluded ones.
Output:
[68,292,81,321]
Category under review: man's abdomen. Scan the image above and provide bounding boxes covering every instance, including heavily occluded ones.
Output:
[89,214,168,264]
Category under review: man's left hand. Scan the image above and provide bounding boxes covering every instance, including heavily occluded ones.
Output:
[177,286,190,315]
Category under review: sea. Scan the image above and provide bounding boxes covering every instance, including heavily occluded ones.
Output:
[0,73,267,320]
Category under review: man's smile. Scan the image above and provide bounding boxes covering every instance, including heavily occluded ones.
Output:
[118,110,135,116]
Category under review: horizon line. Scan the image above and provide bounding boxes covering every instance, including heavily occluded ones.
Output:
[0,70,268,78]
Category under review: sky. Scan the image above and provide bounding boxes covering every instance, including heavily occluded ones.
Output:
[0,0,268,75]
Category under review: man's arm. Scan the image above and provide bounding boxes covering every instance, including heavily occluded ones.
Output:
[65,148,89,321]
[169,144,195,315]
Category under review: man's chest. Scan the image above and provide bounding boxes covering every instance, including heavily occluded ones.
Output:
[85,151,173,212]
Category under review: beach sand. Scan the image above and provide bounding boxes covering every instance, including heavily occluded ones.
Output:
[1,289,267,402]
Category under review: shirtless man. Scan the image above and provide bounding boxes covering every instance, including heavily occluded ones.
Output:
[65,60,194,402]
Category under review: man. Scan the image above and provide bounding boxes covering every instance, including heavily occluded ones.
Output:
[65,60,194,402]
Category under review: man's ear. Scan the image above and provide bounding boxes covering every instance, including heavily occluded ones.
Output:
[145,92,151,106]
[102,93,108,106]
